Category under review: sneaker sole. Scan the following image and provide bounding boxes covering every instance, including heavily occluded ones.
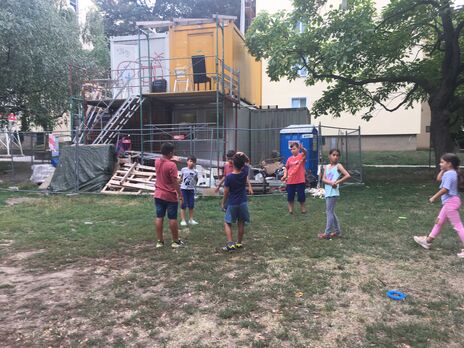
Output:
[413,236,431,250]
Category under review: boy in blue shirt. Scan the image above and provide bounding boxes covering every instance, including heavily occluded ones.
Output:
[221,152,251,251]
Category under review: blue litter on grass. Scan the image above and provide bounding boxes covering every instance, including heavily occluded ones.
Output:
[387,290,407,301]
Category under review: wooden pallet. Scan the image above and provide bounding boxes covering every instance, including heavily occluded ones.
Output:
[101,162,156,195]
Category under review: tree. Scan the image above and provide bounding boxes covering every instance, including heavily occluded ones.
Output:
[95,0,241,37]
[246,0,464,161]
[0,0,82,130]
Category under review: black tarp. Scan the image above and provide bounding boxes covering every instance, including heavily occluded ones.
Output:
[49,144,116,192]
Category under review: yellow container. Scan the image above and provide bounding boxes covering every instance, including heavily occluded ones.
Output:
[169,21,261,106]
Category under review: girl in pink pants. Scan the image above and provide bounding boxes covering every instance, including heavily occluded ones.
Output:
[414,153,464,258]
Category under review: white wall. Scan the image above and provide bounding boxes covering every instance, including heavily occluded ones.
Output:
[256,0,422,137]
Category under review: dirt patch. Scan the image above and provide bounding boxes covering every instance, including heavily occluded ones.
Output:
[5,197,42,206]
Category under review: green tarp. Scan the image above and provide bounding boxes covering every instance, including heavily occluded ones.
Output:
[49,144,116,192]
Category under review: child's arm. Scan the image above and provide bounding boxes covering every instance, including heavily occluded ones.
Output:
[215,176,225,192]
[247,177,254,195]
[299,143,307,160]
[321,165,333,185]
[334,164,351,186]
[429,188,448,203]
[222,186,229,209]
[436,170,445,182]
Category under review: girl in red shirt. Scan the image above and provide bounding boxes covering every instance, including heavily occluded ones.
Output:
[281,142,307,214]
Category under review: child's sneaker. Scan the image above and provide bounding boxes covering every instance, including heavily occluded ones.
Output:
[318,233,331,240]
[189,219,199,225]
[222,242,236,251]
[171,239,185,249]
[413,236,431,250]
[457,249,464,258]
[155,240,164,248]
[235,242,243,249]
[180,220,188,227]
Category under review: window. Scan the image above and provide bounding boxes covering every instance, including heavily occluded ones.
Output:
[69,0,77,11]
[291,98,307,108]
[177,111,196,124]
[295,21,306,33]
[297,66,308,77]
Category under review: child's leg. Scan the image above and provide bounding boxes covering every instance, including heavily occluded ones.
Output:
[169,219,179,241]
[156,218,164,241]
[189,208,194,221]
[287,184,296,213]
[429,205,448,240]
[224,222,233,241]
[180,190,188,222]
[331,197,341,234]
[237,220,245,243]
[297,183,306,213]
[324,197,336,235]
[443,198,464,244]
[167,201,180,241]
[180,209,187,222]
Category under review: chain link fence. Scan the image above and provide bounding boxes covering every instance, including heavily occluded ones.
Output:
[0,124,363,193]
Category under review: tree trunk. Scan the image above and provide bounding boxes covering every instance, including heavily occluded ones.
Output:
[429,104,455,166]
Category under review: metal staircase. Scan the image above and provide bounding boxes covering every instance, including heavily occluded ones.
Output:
[92,95,145,144]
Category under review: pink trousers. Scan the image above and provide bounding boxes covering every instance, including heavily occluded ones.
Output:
[430,196,464,243]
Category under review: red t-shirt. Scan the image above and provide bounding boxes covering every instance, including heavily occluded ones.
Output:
[224,162,234,176]
[286,153,306,184]
[154,157,179,202]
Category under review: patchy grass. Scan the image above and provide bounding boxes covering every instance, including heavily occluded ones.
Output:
[0,167,464,346]
[362,150,464,166]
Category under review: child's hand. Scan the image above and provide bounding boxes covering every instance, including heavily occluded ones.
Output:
[172,156,180,162]
[214,186,220,193]
[281,176,287,182]
[248,187,254,195]
[429,197,436,203]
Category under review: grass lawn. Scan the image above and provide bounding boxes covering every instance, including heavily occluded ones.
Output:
[1,167,464,347]
[361,150,464,166]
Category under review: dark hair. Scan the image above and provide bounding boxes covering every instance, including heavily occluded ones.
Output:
[329,148,341,155]
[233,152,247,170]
[161,142,175,156]
[290,142,300,149]
[441,153,464,192]
[226,149,236,159]
[187,155,197,163]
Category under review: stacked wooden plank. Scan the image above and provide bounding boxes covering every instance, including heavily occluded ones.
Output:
[101,162,156,195]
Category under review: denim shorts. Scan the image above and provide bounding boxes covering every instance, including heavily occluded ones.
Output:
[286,183,306,203]
[224,202,250,224]
[181,189,195,209]
[154,198,178,219]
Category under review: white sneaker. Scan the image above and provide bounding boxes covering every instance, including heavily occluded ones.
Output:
[180,220,187,227]
[189,219,199,225]
[457,249,464,258]
[413,236,432,250]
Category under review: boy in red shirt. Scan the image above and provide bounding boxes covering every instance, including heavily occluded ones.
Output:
[154,142,184,248]
[281,142,307,214]
[215,149,236,193]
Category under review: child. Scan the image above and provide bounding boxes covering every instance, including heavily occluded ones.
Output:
[215,149,236,193]
[221,152,251,251]
[180,155,199,226]
[281,142,307,214]
[318,148,351,239]
[154,142,184,249]
[414,153,464,258]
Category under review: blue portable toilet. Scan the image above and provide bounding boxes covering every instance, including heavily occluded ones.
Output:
[280,124,319,179]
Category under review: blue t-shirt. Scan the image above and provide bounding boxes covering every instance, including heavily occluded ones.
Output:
[440,170,459,204]
[224,165,249,206]
[324,164,341,197]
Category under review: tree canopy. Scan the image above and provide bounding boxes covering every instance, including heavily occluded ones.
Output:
[95,0,241,37]
[0,0,109,130]
[246,0,464,159]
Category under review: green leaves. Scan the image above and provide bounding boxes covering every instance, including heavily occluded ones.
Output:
[245,0,463,122]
